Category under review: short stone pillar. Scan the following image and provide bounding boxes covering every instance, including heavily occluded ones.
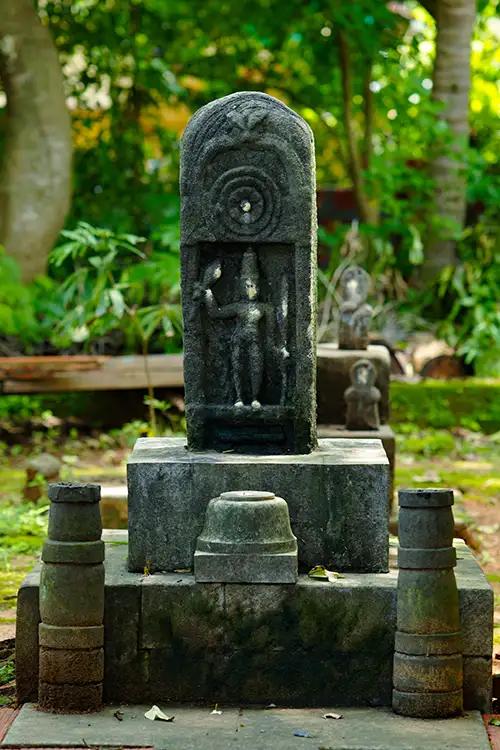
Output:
[194,490,298,583]
[393,488,463,718]
[39,483,104,712]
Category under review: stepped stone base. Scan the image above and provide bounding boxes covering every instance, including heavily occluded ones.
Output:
[127,437,390,573]
[16,537,492,711]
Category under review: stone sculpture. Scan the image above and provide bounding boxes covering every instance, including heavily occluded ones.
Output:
[39,482,104,712]
[338,265,373,350]
[180,90,317,454]
[195,249,289,410]
[393,488,463,718]
[128,93,391,576]
[344,359,381,430]
[194,490,297,583]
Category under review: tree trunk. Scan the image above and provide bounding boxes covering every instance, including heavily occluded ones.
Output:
[338,32,379,227]
[0,0,72,282]
[422,0,476,282]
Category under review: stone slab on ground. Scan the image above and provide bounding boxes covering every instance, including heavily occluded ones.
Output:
[16,538,492,710]
[1,704,490,750]
[127,437,390,573]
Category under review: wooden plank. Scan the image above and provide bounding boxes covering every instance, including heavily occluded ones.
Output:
[1,354,184,393]
[0,355,107,380]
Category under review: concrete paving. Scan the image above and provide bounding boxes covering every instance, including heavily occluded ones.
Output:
[1,703,491,749]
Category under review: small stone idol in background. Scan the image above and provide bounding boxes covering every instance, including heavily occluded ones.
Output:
[344,359,381,430]
[338,265,373,350]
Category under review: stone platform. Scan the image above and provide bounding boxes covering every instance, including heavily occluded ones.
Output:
[16,535,492,711]
[318,424,395,503]
[127,437,389,573]
[1,703,490,749]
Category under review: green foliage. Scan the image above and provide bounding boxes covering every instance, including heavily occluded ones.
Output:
[436,210,499,370]
[391,379,500,433]
[398,430,455,456]
[49,220,182,352]
[0,661,14,687]
[0,502,49,555]
[0,248,40,342]
[0,218,183,355]
[0,1,496,365]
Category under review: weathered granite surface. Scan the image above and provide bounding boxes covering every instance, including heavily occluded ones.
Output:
[3,704,491,750]
[318,424,395,504]
[317,343,390,425]
[39,483,104,712]
[194,491,298,583]
[393,489,463,719]
[127,437,390,573]
[180,91,317,454]
[16,538,492,710]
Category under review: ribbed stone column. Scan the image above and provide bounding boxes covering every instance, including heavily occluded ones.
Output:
[393,488,463,718]
[39,483,104,712]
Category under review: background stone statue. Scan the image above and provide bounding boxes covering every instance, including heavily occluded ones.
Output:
[338,265,373,350]
[344,358,381,429]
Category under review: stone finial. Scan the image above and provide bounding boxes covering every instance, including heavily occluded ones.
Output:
[194,490,298,583]
[338,265,373,350]
[344,359,381,430]
[180,91,317,454]
[39,483,104,712]
[393,488,463,718]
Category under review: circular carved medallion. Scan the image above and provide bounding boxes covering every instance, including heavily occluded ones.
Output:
[210,166,281,237]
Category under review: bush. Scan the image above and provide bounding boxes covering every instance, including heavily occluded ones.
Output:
[391,378,500,433]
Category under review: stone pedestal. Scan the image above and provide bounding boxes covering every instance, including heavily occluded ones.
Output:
[16,538,492,711]
[127,437,390,574]
[317,344,390,425]
[194,491,298,583]
[319,424,395,504]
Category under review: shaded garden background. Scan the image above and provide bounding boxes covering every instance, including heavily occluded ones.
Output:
[0,0,498,373]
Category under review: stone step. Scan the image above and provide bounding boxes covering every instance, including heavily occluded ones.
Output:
[1,703,490,749]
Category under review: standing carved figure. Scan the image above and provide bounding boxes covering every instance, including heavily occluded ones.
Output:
[197,249,289,409]
[344,359,381,429]
[338,265,373,350]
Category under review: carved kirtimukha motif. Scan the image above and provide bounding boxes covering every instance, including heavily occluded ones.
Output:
[338,265,373,350]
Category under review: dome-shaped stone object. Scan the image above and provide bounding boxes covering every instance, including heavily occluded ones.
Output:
[194,491,298,583]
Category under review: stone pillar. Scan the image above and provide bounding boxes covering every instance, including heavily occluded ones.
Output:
[39,483,104,712]
[393,488,463,718]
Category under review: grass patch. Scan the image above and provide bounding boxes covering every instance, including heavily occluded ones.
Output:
[391,378,500,432]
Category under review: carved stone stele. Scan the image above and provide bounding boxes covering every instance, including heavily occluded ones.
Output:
[180,91,317,454]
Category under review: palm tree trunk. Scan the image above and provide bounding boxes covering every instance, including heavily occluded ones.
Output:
[422,0,476,282]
